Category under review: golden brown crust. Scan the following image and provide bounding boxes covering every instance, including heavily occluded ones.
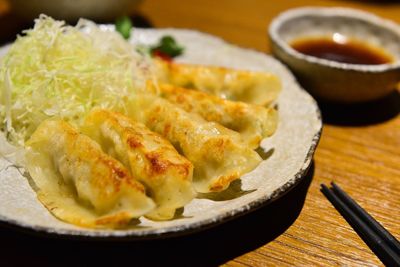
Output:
[209,173,240,192]
[83,109,196,220]
[154,58,281,106]
[94,212,133,227]
[25,119,155,228]
[153,83,278,149]
[127,136,144,149]
[128,94,262,193]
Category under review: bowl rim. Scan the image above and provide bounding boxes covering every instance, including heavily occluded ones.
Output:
[268,6,400,72]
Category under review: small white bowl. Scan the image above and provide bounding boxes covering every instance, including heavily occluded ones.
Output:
[269,7,400,103]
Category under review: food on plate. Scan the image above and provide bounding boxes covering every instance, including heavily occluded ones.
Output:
[0,16,282,228]
[153,83,278,148]
[150,35,185,59]
[154,58,281,106]
[0,15,151,146]
[115,16,133,40]
[128,93,262,193]
[25,120,155,228]
[82,109,196,220]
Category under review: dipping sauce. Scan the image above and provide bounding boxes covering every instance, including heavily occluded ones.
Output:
[290,36,393,65]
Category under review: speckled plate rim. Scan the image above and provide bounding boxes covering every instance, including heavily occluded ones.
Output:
[0,28,322,240]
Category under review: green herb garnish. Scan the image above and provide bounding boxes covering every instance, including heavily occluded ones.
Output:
[151,36,184,58]
[115,16,133,40]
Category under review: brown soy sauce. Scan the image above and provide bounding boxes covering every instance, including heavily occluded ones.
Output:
[290,36,393,65]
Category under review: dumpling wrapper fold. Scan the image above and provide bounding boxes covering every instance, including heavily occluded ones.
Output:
[154,58,281,106]
[127,94,262,193]
[25,120,155,228]
[153,83,278,149]
[82,109,196,220]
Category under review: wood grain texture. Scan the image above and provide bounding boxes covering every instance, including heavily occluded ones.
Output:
[0,0,399,266]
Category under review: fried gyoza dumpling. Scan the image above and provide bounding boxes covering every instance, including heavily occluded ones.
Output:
[154,58,281,106]
[154,83,278,149]
[128,94,262,193]
[82,109,196,220]
[25,120,155,228]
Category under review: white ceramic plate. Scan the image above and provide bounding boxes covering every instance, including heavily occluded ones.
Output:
[0,28,322,239]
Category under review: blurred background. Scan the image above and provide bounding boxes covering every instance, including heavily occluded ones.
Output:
[0,0,148,44]
[1,0,400,49]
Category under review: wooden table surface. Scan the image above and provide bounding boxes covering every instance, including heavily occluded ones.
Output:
[1,0,400,266]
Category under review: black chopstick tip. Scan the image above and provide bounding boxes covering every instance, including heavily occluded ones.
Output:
[320,183,332,194]
[320,183,328,189]
[331,181,341,190]
[320,183,328,193]
[320,182,337,189]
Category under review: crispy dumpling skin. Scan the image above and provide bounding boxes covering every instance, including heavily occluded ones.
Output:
[154,58,281,106]
[25,120,155,228]
[82,109,196,220]
[154,83,278,149]
[128,94,262,193]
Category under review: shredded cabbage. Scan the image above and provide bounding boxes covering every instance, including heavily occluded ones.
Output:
[0,15,152,146]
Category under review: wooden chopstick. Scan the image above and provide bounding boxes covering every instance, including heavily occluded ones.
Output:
[320,183,400,266]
